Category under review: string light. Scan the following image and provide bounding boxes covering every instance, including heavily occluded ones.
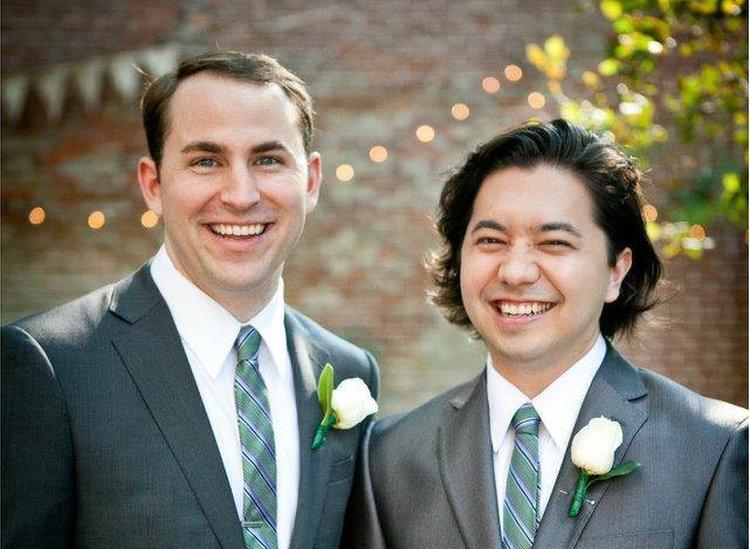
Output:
[642,204,658,222]
[689,224,706,239]
[369,146,388,163]
[451,103,470,121]
[141,210,159,228]
[482,76,501,94]
[527,92,546,109]
[416,125,435,143]
[335,164,354,182]
[28,206,45,225]
[88,211,105,229]
[504,65,523,82]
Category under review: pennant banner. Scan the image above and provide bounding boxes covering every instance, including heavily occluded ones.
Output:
[1,43,181,124]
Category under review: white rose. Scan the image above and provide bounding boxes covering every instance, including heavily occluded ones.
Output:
[331,378,378,429]
[571,416,624,475]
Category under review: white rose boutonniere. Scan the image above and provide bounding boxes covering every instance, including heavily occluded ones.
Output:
[311,363,378,450]
[568,416,640,517]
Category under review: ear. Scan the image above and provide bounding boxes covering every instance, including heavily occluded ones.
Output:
[605,247,633,303]
[304,151,322,214]
[137,157,163,216]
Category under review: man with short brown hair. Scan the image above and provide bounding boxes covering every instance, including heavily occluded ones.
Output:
[3,50,379,549]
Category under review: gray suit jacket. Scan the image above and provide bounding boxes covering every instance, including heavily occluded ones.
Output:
[2,264,379,549]
[342,345,747,548]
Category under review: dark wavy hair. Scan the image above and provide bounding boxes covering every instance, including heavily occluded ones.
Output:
[427,119,662,339]
[141,50,314,167]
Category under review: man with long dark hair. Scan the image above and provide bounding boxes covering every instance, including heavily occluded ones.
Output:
[344,119,746,548]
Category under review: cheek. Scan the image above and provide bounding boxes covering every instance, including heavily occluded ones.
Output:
[459,251,493,300]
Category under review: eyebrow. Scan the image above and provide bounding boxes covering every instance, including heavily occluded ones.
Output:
[181,141,224,154]
[470,220,507,233]
[469,219,583,238]
[534,222,583,238]
[180,140,292,156]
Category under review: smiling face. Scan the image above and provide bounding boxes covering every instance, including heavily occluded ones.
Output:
[459,164,631,390]
[138,72,321,319]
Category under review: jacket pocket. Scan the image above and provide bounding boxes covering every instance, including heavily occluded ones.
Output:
[329,454,355,483]
[577,528,674,549]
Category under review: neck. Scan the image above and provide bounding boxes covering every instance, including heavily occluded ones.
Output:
[489,335,600,398]
[163,246,280,323]
[214,281,278,323]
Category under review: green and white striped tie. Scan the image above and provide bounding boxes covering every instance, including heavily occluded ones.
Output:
[502,403,541,549]
[235,326,277,549]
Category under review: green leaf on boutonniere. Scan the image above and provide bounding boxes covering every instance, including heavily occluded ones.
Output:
[587,460,641,488]
[569,460,642,517]
[317,363,334,415]
[312,363,337,450]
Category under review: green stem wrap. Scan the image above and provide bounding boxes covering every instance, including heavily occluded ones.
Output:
[568,471,590,518]
[311,411,338,450]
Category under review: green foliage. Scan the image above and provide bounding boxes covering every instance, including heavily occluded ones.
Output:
[317,363,334,415]
[527,0,747,259]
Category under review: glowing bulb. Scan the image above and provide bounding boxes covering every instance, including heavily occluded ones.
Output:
[504,65,523,82]
[88,211,105,229]
[688,224,706,239]
[369,146,388,163]
[642,204,658,222]
[28,206,46,225]
[527,92,546,109]
[336,164,354,182]
[141,210,159,228]
[451,103,470,121]
[416,125,435,143]
[482,76,501,94]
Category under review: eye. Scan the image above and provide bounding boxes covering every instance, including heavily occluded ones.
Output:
[541,239,573,248]
[191,157,219,169]
[255,155,281,166]
[476,236,506,246]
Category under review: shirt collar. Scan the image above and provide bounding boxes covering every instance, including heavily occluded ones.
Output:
[150,246,288,381]
[486,335,606,453]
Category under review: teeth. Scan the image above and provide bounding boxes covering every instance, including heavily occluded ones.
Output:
[210,223,266,236]
[498,301,553,317]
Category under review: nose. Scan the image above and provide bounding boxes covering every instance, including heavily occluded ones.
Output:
[220,164,260,210]
[497,244,540,286]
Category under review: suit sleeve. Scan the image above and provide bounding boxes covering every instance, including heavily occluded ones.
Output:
[341,421,387,549]
[693,417,748,548]
[1,326,75,548]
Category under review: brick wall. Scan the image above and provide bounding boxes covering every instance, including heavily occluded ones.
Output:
[2,0,746,413]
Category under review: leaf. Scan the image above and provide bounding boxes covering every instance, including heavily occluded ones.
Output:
[601,0,623,20]
[545,35,569,63]
[526,44,548,72]
[723,172,740,193]
[595,460,641,484]
[317,363,334,414]
[598,58,621,76]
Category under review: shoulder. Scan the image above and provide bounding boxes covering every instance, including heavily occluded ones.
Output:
[5,283,116,348]
[3,267,147,355]
[639,368,747,438]
[285,307,377,366]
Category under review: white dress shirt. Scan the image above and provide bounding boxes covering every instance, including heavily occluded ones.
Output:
[150,246,299,549]
[487,335,606,529]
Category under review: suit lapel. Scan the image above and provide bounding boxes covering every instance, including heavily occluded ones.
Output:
[438,371,503,549]
[285,309,332,549]
[109,266,244,549]
[534,345,648,548]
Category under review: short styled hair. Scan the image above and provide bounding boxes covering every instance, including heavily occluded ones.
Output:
[428,118,662,339]
[140,50,315,166]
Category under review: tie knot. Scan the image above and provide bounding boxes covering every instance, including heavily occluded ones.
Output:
[512,403,540,435]
[235,326,261,363]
